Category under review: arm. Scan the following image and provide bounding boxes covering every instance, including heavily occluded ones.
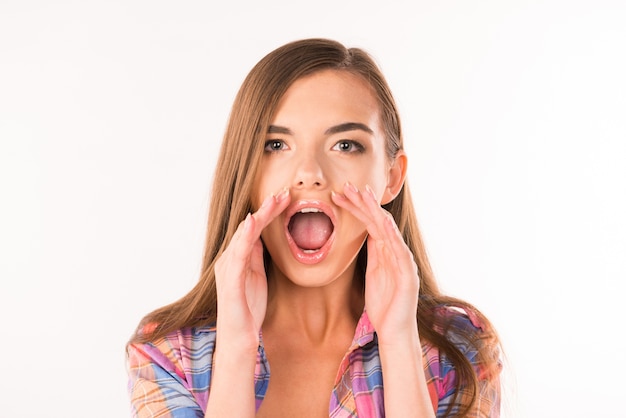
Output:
[379,316,501,418]
[332,183,435,418]
[206,189,290,416]
[334,184,502,417]
[127,191,290,418]
[204,341,258,417]
[378,331,436,418]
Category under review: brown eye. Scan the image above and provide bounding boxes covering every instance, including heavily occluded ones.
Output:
[338,141,351,151]
[264,140,287,152]
[333,140,365,153]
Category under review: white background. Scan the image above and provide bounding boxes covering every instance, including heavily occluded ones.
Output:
[1,1,625,417]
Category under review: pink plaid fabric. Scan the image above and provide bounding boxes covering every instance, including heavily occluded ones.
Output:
[128,309,500,417]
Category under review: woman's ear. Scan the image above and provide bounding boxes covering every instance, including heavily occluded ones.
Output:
[381,150,408,205]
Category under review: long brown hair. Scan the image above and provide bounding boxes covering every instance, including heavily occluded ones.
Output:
[130,38,500,417]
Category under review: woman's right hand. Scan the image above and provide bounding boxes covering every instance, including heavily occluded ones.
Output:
[213,188,290,351]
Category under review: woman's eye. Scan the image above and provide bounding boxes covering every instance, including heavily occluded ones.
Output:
[264,140,288,152]
[333,140,365,153]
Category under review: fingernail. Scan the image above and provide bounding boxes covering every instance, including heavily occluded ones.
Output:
[345,182,359,193]
[331,190,344,200]
[365,184,377,200]
[275,187,289,203]
[243,213,252,231]
[260,194,273,209]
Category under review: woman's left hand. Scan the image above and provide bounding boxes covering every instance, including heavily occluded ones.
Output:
[332,182,420,342]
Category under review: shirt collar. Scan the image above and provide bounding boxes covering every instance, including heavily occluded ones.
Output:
[200,310,377,348]
[351,310,376,348]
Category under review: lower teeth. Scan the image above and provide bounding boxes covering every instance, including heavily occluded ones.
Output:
[303,249,319,254]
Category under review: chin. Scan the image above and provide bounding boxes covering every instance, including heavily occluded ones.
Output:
[267,244,364,290]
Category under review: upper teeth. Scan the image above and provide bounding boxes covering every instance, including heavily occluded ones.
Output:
[299,208,321,213]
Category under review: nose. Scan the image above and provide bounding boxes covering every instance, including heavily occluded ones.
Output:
[292,152,326,189]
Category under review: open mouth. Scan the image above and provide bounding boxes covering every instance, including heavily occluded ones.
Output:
[285,201,336,263]
[288,208,334,252]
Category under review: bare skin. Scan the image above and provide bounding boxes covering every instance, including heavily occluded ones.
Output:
[206,71,435,418]
[257,257,364,418]
[257,314,357,417]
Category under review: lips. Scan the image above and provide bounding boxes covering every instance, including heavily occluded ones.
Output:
[284,200,336,264]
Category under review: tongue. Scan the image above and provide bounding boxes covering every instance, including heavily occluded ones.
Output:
[288,212,333,250]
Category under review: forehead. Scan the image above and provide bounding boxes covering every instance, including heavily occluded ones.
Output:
[271,70,381,128]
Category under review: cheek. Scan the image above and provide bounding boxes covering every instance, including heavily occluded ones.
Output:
[333,164,368,183]
[346,167,388,199]
[261,221,292,267]
[257,161,290,192]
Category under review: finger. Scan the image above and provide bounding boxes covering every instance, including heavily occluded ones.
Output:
[348,183,395,243]
[248,234,266,276]
[366,232,381,273]
[361,185,393,237]
[331,189,368,221]
[233,188,291,255]
[331,190,370,226]
[249,188,291,235]
[360,185,409,250]
[333,183,384,240]
[377,211,420,290]
[382,214,405,255]
[229,211,250,241]
[360,185,417,274]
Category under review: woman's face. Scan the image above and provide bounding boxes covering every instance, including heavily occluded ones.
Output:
[253,69,404,288]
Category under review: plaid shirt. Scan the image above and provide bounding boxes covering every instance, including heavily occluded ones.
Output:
[127,309,500,417]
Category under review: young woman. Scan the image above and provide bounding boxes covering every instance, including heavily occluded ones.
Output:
[127,38,502,418]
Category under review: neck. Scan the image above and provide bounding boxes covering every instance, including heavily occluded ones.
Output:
[263,265,364,345]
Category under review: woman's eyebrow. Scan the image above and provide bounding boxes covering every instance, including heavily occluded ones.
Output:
[267,122,374,135]
[324,122,374,135]
[267,125,293,135]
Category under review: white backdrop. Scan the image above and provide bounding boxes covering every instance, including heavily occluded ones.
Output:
[1,1,625,417]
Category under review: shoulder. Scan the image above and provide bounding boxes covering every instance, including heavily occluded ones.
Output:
[127,324,217,378]
[127,325,215,418]
[424,305,501,380]
[436,304,498,349]
[127,324,217,416]
[422,306,502,415]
